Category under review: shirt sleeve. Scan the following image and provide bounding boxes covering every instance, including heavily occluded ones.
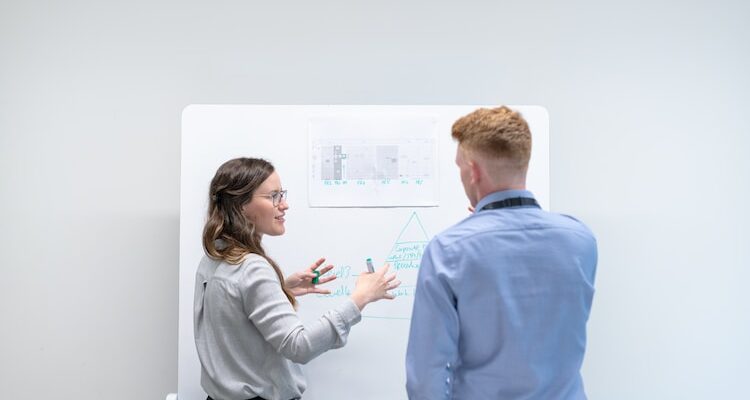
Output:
[406,239,460,399]
[240,256,362,364]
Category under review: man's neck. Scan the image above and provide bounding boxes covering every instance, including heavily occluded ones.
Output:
[476,182,527,202]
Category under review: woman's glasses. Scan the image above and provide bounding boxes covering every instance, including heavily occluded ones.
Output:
[254,190,288,207]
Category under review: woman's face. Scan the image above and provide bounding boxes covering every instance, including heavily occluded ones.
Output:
[241,171,288,236]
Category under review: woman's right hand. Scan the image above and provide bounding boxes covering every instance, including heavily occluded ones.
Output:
[350,263,401,311]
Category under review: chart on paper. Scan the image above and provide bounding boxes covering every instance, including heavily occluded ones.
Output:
[308,114,439,207]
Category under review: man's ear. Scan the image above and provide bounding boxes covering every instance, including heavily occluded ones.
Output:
[468,158,482,185]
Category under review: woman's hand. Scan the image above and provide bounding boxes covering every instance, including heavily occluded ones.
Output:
[350,263,401,311]
[285,257,337,297]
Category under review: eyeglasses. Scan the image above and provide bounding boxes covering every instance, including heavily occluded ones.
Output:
[254,190,288,207]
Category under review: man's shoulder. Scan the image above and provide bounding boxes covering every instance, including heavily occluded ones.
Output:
[546,212,596,239]
[432,209,595,247]
[429,214,494,248]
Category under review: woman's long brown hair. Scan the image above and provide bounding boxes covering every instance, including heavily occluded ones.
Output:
[202,157,296,307]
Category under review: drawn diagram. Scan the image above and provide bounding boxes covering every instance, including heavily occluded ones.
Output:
[314,212,430,320]
[381,212,429,300]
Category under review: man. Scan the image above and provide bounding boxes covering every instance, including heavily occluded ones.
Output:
[406,106,597,399]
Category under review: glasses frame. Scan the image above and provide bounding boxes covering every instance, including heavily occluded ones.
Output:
[253,189,287,207]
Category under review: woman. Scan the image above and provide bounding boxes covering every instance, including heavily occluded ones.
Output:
[194,157,399,400]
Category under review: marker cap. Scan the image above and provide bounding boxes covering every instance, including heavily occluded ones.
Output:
[312,270,320,284]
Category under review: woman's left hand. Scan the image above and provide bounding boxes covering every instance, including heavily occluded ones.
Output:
[285,257,337,297]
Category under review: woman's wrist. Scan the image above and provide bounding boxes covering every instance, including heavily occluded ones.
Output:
[350,293,368,311]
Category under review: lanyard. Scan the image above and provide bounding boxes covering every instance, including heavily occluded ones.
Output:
[479,197,540,212]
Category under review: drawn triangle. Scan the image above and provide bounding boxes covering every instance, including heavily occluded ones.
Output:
[394,212,430,244]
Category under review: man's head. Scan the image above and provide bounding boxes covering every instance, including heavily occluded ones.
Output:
[452,106,532,206]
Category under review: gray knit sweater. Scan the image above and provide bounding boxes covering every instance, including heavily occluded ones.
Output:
[194,253,362,400]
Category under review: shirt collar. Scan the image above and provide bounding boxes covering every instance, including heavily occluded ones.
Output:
[474,189,536,213]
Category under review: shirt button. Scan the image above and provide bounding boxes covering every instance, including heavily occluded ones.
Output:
[445,377,451,384]
[446,362,451,370]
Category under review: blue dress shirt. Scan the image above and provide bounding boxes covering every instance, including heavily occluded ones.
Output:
[406,190,597,400]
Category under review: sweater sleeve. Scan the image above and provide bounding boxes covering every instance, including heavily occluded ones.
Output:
[240,255,362,364]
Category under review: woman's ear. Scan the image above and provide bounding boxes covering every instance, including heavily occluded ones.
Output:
[241,202,255,223]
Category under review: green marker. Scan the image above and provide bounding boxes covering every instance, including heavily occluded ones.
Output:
[366,258,375,273]
[312,270,320,284]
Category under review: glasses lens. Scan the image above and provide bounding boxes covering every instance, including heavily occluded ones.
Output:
[271,190,287,206]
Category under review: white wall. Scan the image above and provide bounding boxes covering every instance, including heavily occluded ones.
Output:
[1,1,748,399]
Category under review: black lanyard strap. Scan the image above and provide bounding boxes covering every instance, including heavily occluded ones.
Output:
[479,197,540,212]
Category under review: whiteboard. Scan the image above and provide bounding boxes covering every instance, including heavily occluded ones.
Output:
[179,105,549,400]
